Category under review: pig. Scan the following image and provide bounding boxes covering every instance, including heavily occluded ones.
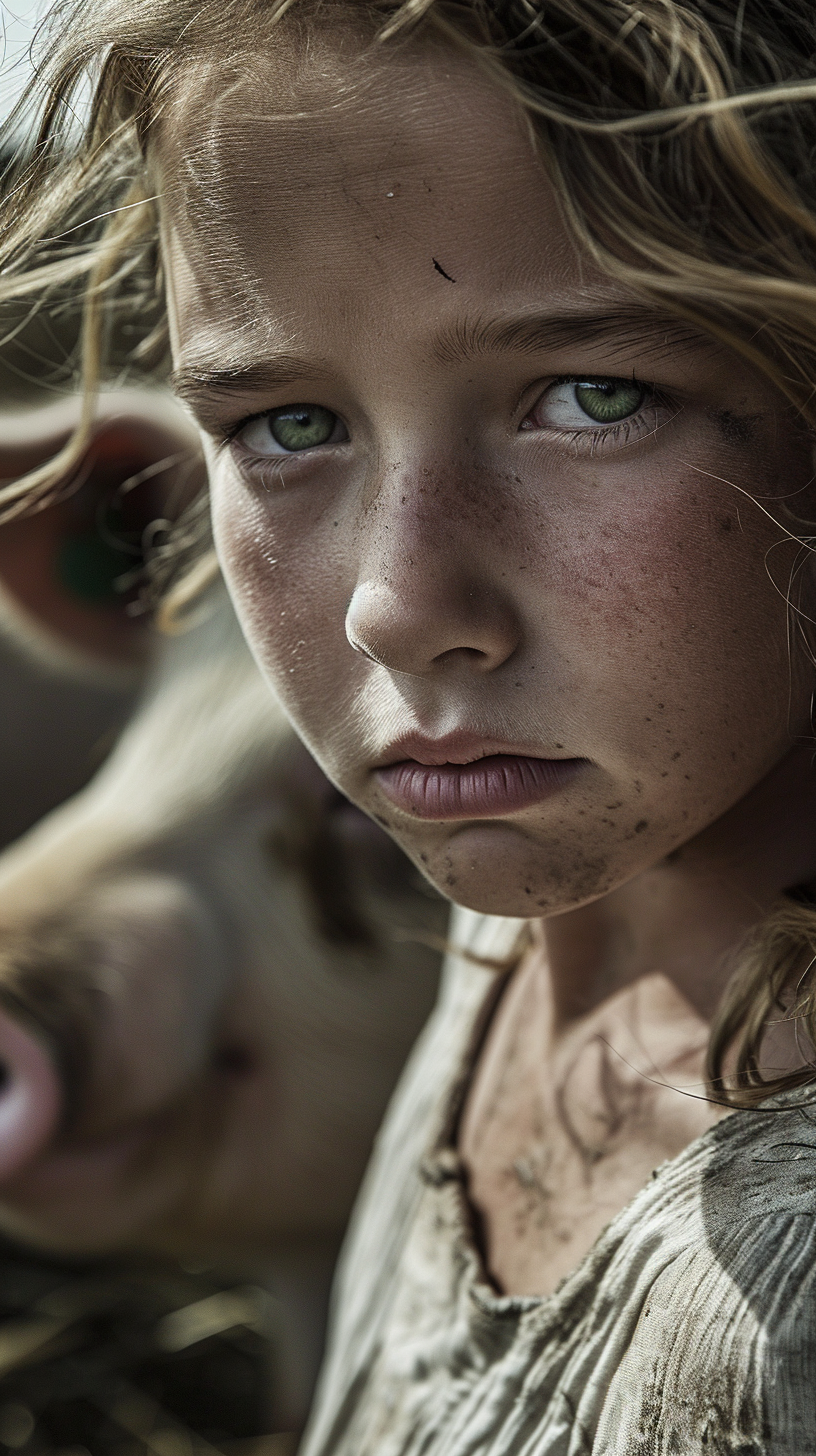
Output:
[0,392,446,1421]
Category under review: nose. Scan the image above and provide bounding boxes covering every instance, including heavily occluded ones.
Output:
[345,469,521,677]
[0,1009,61,1180]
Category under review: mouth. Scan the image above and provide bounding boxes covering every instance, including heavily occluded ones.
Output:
[374,738,586,820]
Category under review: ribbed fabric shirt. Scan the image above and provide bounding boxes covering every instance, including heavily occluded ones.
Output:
[301,909,816,1456]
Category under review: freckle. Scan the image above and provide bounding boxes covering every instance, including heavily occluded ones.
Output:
[445,874,457,887]
[634,820,648,833]
[671,751,681,760]
[419,852,428,863]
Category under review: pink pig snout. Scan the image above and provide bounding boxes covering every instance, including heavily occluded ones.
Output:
[0,873,230,1193]
[0,1010,61,1179]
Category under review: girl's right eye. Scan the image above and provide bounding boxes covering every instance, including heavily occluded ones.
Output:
[234,404,346,455]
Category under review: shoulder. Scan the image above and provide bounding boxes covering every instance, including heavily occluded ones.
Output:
[595,1096,816,1454]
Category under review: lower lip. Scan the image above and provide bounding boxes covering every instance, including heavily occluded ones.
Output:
[375,755,584,820]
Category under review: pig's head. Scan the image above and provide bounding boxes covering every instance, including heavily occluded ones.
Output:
[0,391,230,1251]
[0,394,444,1261]
[0,729,443,1261]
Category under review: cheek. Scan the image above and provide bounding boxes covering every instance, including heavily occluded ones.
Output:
[209,463,364,749]
[536,459,797,786]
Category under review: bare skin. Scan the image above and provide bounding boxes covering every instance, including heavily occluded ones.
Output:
[158,27,816,1296]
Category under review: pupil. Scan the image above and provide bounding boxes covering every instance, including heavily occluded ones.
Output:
[574,380,644,424]
[271,405,335,451]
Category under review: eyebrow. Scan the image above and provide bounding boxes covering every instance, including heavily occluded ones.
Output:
[172,307,712,420]
[172,358,329,417]
[431,308,710,366]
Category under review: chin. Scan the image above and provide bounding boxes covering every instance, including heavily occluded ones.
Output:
[400,821,617,920]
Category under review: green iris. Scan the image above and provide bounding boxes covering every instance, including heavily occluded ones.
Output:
[270,405,337,452]
[574,379,645,424]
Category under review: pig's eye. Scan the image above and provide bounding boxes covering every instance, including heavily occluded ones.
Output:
[237,405,346,456]
[524,377,648,430]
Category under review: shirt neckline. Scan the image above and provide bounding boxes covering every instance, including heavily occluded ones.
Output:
[421,952,813,1312]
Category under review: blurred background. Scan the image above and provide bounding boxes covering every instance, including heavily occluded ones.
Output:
[1,1,43,136]
[0,14,296,1451]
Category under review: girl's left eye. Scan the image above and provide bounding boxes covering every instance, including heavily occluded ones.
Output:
[523,376,649,432]
[235,404,347,455]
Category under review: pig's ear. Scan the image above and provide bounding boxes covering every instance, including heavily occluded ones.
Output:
[0,391,207,676]
[0,1008,60,1180]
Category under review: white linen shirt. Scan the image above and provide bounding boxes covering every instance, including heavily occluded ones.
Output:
[301,909,816,1456]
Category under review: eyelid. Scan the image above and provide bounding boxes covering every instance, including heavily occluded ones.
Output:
[521,372,667,425]
[225,404,349,461]
[222,407,274,443]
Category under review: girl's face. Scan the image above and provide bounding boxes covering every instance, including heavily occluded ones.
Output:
[161,33,815,918]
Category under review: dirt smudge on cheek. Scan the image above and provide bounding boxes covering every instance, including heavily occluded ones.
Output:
[709,407,760,449]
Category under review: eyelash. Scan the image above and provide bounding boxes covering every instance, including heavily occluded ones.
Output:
[223,374,672,461]
[521,376,672,453]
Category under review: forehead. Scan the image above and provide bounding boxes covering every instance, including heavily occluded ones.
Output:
[157,24,625,368]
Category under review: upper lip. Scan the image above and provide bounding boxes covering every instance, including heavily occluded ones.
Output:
[373,732,574,768]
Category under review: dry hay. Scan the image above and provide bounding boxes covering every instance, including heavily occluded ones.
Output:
[0,1238,294,1456]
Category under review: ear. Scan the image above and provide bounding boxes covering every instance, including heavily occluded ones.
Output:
[0,391,207,671]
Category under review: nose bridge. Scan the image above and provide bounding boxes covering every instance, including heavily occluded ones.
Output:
[365,453,467,578]
[345,450,521,676]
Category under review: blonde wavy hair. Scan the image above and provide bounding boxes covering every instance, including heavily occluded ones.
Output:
[3,0,816,1104]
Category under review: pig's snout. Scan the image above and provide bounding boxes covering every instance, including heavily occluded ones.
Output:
[79,875,229,1132]
[0,874,229,1172]
[0,1010,61,1179]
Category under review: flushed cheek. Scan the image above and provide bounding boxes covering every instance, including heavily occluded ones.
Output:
[526,470,795,787]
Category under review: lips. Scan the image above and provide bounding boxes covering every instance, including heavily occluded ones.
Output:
[375,753,584,820]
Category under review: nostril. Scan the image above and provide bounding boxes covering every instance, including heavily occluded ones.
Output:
[433,644,489,668]
[0,1010,61,1180]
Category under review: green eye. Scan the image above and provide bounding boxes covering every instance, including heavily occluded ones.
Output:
[574,380,645,424]
[270,405,338,452]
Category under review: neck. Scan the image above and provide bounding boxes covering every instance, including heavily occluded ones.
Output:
[538,743,816,1031]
